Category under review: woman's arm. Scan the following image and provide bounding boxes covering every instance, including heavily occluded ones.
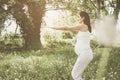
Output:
[51,26,68,30]
[51,24,86,31]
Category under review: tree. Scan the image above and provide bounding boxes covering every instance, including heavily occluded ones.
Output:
[113,0,120,19]
[0,0,9,34]
[46,0,99,18]
[96,0,101,18]
[0,0,46,50]
[0,0,119,50]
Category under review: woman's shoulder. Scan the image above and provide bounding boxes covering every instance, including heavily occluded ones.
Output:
[77,24,88,28]
[77,24,88,31]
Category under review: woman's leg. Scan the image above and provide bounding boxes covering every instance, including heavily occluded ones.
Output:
[71,51,93,80]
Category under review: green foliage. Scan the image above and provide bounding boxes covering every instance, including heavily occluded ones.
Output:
[62,31,75,39]
[0,13,6,29]
[43,32,72,48]
[47,0,97,18]
[0,45,102,80]
[90,40,99,50]
[0,8,8,32]
[0,33,23,51]
[0,44,120,79]
[55,10,78,26]
[0,46,74,80]
[0,0,46,50]
[105,47,120,80]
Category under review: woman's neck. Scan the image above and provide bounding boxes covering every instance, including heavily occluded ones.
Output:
[80,22,84,24]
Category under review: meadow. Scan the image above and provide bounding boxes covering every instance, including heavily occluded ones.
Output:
[0,41,120,80]
[1,0,120,79]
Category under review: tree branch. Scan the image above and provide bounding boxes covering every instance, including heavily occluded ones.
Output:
[0,5,8,13]
[89,0,98,9]
[107,0,115,7]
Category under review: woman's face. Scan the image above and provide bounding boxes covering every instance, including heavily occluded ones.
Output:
[79,16,84,23]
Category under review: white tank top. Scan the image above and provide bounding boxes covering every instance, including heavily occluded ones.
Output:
[74,31,92,55]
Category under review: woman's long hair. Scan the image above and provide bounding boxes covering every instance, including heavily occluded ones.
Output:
[79,11,91,33]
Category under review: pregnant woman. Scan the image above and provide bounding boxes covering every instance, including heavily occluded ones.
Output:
[51,11,93,80]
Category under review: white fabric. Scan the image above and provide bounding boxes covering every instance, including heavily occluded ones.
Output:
[72,31,93,80]
[74,31,91,55]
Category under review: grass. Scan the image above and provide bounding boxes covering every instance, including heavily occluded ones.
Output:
[0,46,76,80]
[0,45,119,80]
[105,47,120,80]
[96,48,111,80]
[83,48,102,80]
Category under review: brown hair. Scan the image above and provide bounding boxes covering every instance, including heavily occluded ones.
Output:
[79,11,91,33]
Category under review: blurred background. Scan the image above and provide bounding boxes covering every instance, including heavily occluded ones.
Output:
[0,0,120,80]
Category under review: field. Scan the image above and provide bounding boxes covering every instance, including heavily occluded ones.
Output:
[0,44,120,80]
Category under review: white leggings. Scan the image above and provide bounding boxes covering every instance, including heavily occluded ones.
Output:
[71,50,93,80]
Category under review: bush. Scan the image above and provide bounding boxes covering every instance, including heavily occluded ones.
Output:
[42,30,74,48]
[0,33,23,51]
[62,31,76,39]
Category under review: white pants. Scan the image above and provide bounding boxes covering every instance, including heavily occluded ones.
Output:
[71,50,93,80]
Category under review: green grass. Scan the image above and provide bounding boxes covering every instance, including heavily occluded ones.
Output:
[105,47,120,80]
[83,48,102,80]
[0,46,76,80]
[0,45,119,80]
[96,48,111,80]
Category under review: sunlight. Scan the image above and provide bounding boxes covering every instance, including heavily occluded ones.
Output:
[44,10,60,27]
[2,19,19,35]
[2,10,60,35]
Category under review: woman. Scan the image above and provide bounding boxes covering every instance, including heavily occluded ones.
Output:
[51,11,93,80]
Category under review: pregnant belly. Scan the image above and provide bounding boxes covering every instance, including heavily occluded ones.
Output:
[74,43,91,55]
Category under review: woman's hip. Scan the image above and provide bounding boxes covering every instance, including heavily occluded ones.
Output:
[74,48,93,55]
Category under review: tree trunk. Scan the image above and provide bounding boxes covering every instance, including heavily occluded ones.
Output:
[10,0,46,50]
[21,14,43,50]
[23,25,42,50]
[23,1,46,50]
[96,0,101,18]
[113,0,120,19]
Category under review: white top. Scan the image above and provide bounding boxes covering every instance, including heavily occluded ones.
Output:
[74,31,92,55]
